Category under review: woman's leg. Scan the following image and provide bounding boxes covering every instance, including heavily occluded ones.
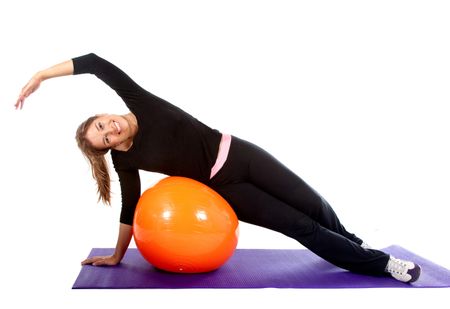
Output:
[217,137,363,244]
[214,182,389,275]
[210,136,420,280]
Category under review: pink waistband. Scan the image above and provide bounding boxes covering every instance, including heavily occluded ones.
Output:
[210,134,232,179]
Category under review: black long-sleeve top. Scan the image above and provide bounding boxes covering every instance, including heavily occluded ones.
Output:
[72,53,222,225]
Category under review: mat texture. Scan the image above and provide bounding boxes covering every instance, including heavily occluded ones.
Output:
[72,245,450,289]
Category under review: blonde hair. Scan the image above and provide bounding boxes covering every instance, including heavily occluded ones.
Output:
[75,116,111,204]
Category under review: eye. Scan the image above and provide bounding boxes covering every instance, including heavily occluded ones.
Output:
[105,135,110,144]
[98,122,104,130]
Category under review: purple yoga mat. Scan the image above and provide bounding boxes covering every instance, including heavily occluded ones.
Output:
[72,245,450,289]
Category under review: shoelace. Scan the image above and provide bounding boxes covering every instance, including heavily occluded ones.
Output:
[387,257,408,275]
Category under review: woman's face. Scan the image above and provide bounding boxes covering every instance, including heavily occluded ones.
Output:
[85,114,132,150]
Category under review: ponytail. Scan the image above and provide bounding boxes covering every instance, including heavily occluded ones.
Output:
[75,116,111,205]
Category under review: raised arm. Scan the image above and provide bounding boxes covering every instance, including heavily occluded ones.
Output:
[72,53,146,102]
[16,53,146,110]
[15,59,74,109]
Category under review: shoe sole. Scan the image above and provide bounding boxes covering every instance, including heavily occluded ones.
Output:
[408,264,422,283]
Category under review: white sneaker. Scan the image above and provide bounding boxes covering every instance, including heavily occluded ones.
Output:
[385,256,421,283]
[360,241,372,249]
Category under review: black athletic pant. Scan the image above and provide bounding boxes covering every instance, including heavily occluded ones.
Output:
[209,136,390,275]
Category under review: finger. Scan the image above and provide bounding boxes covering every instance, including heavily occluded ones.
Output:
[15,97,24,110]
[19,96,25,109]
[81,257,98,265]
[92,258,107,266]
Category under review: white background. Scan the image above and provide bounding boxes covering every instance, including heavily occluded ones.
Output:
[1,1,449,308]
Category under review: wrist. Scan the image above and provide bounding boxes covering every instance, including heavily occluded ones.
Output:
[112,252,123,263]
[34,71,46,82]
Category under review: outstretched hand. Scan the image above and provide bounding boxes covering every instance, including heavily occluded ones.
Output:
[81,255,121,267]
[15,74,42,110]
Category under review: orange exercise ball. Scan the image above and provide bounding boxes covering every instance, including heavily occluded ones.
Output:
[133,176,239,273]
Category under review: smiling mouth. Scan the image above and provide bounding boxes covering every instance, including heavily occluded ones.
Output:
[113,121,121,134]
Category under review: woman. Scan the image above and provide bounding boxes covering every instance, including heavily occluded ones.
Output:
[15,53,421,283]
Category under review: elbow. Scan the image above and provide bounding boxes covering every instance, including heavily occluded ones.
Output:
[85,52,101,61]
[89,52,99,57]
[73,53,104,75]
